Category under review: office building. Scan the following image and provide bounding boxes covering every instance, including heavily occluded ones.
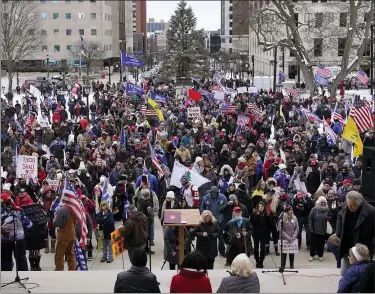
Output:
[147,18,169,33]
[132,0,147,52]
[119,1,134,53]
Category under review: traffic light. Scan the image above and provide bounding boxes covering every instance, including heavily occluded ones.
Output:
[251,55,255,64]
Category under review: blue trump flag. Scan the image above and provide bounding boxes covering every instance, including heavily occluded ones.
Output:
[120,50,144,67]
[149,91,168,104]
[315,74,328,86]
[126,82,144,96]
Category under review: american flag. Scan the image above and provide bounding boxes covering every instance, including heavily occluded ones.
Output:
[148,142,164,179]
[325,125,337,145]
[300,107,323,123]
[316,66,332,78]
[101,178,111,208]
[356,70,369,85]
[61,178,88,250]
[332,111,345,125]
[288,88,299,98]
[349,96,373,132]
[221,103,237,114]
[237,115,250,126]
[141,104,157,116]
[73,239,88,271]
[247,103,261,115]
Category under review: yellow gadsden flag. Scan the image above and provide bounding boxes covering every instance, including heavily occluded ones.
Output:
[342,117,363,157]
[148,97,164,121]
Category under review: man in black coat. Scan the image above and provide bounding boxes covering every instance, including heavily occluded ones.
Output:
[114,249,160,293]
[336,191,375,276]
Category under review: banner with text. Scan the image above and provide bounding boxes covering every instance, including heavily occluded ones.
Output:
[16,155,38,181]
[278,239,299,254]
[187,107,201,119]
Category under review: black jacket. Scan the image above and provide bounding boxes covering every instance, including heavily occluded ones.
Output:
[96,210,115,239]
[250,212,271,240]
[191,221,220,259]
[114,266,160,293]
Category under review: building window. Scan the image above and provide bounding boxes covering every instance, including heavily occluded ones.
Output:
[67,45,72,51]
[91,29,97,35]
[229,6,233,11]
[339,13,347,27]
[54,45,60,52]
[314,38,323,56]
[54,29,59,35]
[79,29,84,35]
[53,13,59,20]
[78,13,84,19]
[66,29,72,35]
[42,45,47,51]
[91,13,96,19]
[315,13,323,28]
[229,29,232,35]
[41,29,47,36]
[294,13,299,26]
[41,13,47,20]
[65,13,71,19]
[338,38,345,56]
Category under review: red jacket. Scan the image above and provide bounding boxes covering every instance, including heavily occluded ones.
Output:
[170,269,212,293]
[38,169,47,185]
[15,194,34,207]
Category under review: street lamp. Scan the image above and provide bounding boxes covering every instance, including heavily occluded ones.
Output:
[46,54,50,78]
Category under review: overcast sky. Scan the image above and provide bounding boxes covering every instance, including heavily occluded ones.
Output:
[147,1,221,31]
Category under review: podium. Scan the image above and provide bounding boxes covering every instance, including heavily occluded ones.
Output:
[163,209,200,265]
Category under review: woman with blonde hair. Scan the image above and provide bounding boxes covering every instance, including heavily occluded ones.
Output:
[191,210,220,269]
[264,188,280,256]
[217,253,260,293]
[278,205,299,269]
[252,180,266,208]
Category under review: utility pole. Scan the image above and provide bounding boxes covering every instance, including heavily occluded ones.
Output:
[273,46,277,94]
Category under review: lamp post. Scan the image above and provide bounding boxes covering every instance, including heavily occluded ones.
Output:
[46,54,50,78]
[15,60,19,87]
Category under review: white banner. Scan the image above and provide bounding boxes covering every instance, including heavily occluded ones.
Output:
[170,161,211,188]
[187,107,201,119]
[278,239,299,254]
[248,86,258,94]
[212,90,225,100]
[47,179,59,190]
[237,87,248,94]
[16,155,38,181]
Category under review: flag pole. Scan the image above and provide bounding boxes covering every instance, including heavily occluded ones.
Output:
[79,52,82,81]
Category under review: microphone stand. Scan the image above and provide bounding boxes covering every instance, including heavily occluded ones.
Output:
[262,210,298,285]
[1,210,31,293]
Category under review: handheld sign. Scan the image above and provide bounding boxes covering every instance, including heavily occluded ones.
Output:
[22,204,49,224]
[16,155,38,182]
[278,239,299,254]
[111,228,125,259]
[187,107,201,119]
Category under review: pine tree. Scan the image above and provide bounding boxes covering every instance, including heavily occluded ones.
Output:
[159,0,210,80]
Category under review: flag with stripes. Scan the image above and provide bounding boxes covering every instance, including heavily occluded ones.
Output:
[13,120,23,132]
[221,103,237,114]
[148,142,164,179]
[356,70,369,86]
[316,66,332,78]
[332,111,345,125]
[288,88,299,97]
[237,115,250,127]
[247,103,261,115]
[101,178,111,208]
[73,239,88,271]
[349,96,373,132]
[51,197,61,214]
[61,178,88,249]
[324,121,337,145]
[300,107,323,123]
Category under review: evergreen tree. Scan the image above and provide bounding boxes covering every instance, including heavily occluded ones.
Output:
[159,0,210,80]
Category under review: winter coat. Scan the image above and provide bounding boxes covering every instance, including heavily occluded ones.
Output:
[359,261,375,293]
[219,202,249,226]
[254,158,264,176]
[122,212,148,249]
[163,227,189,265]
[338,261,369,293]
[304,167,321,194]
[278,215,299,243]
[308,207,329,235]
[217,273,260,293]
[170,268,212,293]
[114,266,160,293]
[223,218,253,251]
[96,210,115,239]
[191,221,220,259]
[200,193,228,224]
[15,195,34,207]
[1,207,32,242]
[250,212,271,240]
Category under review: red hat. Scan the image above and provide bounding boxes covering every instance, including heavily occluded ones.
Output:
[238,136,244,140]
[100,125,106,129]
[1,193,22,211]
[173,136,178,140]
[342,179,352,185]
[233,206,242,212]
[113,135,118,140]
[24,133,31,140]
[130,125,136,130]
[218,132,224,137]
[310,159,317,165]
[88,157,95,162]
[275,157,282,164]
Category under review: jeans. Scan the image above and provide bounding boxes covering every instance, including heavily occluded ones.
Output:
[1,240,29,271]
[297,217,310,248]
[102,238,113,260]
[310,233,326,257]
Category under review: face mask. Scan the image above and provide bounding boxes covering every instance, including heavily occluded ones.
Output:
[234,216,242,220]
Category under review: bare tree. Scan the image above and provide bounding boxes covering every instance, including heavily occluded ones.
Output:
[0,1,45,93]
[70,40,104,75]
[249,0,373,97]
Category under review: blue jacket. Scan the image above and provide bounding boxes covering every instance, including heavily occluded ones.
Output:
[254,158,264,176]
[109,170,120,186]
[135,174,158,195]
[200,193,228,224]
[338,261,369,293]
[96,210,115,239]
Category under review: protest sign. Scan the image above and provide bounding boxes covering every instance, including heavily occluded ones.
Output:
[237,87,248,94]
[212,90,225,100]
[47,179,59,191]
[111,228,125,259]
[22,204,49,224]
[16,155,38,182]
[187,107,201,119]
[278,239,299,254]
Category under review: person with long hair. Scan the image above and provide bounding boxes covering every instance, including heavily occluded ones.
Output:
[169,251,212,293]
[252,180,265,209]
[278,205,299,269]
[264,189,280,256]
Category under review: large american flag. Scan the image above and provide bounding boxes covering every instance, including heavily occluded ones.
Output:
[300,107,323,123]
[148,142,164,179]
[141,105,157,116]
[349,96,373,133]
[316,66,332,78]
[237,115,250,126]
[288,88,299,98]
[221,103,237,114]
[247,103,261,115]
[61,178,88,249]
[332,111,345,125]
[356,70,369,85]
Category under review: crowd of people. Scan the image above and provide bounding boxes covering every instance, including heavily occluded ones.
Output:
[1,72,375,293]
